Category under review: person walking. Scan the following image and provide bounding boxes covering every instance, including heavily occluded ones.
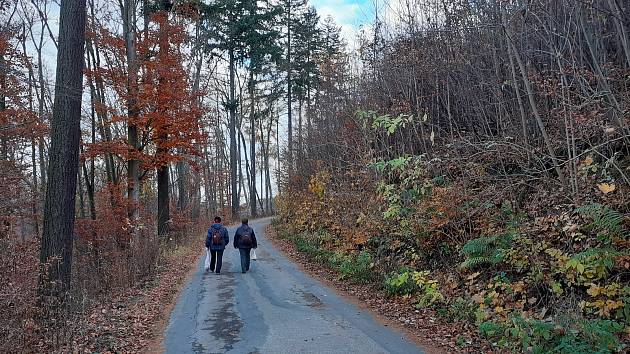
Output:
[234,218,257,273]
[205,216,229,274]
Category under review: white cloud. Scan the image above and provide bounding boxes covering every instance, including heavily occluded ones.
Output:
[311,0,373,50]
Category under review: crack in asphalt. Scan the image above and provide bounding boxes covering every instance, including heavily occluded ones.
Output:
[206,274,242,352]
[164,218,423,354]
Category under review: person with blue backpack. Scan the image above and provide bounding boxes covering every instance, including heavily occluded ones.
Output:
[233,218,257,273]
[205,216,229,274]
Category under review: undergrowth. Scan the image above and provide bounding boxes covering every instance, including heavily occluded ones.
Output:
[275,150,630,353]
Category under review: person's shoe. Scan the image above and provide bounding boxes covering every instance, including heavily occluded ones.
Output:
[242,271,246,273]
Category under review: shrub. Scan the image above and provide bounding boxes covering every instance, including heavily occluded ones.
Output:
[384,269,444,307]
[478,316,626,353]
[384,268,417,296]
[338,251,373,283]
[439,297,477,322]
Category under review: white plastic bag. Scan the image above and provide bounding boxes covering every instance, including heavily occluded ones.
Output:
[204,248,211,271]
[251,249,257,260]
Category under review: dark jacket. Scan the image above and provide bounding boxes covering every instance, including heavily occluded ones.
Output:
[233,224,257,249]
[206,223,229,251]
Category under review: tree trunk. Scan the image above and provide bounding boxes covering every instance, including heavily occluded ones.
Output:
[229,48,239,219]
[33,22,48,200]
[77,168,86,218]
[156,10,171,236]
[286,2,293,172]
[123,0,140,227]
[157,163,170,236]
[249,72,257,217]
[190,25,203,220]
[39,0,87,298]
[81,156,96,220]
[238,131,249,206]
[176,160,190,211]
[297,98,303,165]
[607,0,630,68]
[0,53,6,159]
[86,0,117,185]
[502,8,567,187]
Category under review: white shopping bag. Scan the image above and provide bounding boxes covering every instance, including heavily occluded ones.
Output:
[251,249,257,260]
[204,248,211,271]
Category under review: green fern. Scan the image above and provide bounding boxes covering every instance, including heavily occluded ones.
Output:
[460,234,512,270]
[575,203,627,243]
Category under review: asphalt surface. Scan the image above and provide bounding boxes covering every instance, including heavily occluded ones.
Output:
[163,217,423,354]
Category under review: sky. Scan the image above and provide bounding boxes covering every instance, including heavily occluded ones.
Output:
[311,0,375,50]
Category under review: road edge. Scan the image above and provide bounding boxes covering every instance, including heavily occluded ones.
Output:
[265,223,450,354]
[143,244,205,354]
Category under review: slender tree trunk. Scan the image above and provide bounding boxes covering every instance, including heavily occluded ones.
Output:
[265,114,274,213]
[83,42,97,219]
[229,48,238,219]
[176,161,190,211]
[607,0,630,68]
[157,163,170,236]
[506,34,529,148]
[39,0,87,298]
[286,2,293,171]
[123,0,141,228]
[298,98,303,165]
[503,8,567,187]
[81,157,96,220]
[22,30,41,234]
[86,0,117,184]
[78,168,86,219]
[32,22,48,200]
[0,50,6,159]
[276,109,281,196]
[86,39,115,185]
[578,9,626,133]
[238,130,249,206]
[249,72,257,217]
[157,11,171,236]
[190,29,203,220]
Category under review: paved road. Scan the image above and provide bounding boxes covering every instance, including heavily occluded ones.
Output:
[163,218,423,354]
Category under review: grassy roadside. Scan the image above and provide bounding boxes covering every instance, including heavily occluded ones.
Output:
[275,157,630,354]
[270,211,629,353]
[267,221,493,353]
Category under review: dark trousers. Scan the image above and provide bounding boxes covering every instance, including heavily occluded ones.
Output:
[239,248,251,273]
[210,249,224,273]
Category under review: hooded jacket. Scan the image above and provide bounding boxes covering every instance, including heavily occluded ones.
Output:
[233,224,257,249]
[206,223,229,251]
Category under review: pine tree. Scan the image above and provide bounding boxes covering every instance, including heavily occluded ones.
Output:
[279,0,307,172]
[243,0,282,217]
[292,6,322,163]
[202,0,252,219]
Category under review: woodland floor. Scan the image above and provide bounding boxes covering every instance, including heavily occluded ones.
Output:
[54,242,203,353]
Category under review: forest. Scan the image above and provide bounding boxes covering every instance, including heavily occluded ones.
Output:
[1,0,629,352]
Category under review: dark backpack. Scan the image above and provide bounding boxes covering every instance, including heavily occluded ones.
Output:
[211,228,222,246]
[240,228,253,248]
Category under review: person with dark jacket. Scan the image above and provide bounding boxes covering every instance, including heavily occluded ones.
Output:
[205,216,229,274]
[233,218,257,273]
